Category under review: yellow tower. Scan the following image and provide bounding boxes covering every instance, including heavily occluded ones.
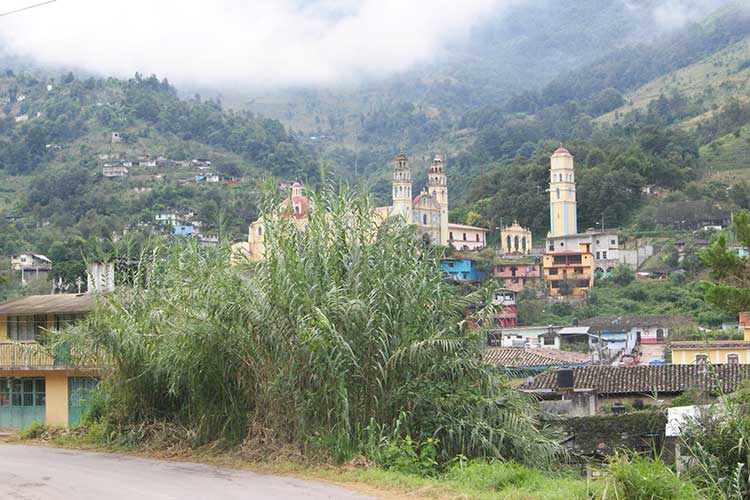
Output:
[427,155,449,246]
[549,146,578,237]
[392,153,413,222]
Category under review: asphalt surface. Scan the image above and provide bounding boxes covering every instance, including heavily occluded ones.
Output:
[0,444,374,500]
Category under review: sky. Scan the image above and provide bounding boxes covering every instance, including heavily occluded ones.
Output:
[0,0,736,89]
[0,0,510,88]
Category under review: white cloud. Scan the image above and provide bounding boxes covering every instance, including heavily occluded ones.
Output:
[0,0,508,88]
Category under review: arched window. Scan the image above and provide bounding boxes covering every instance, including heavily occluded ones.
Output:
[423,214,427,224]
[521,237,527,251]
[556,188,560,199]
[506,235,512,250]
[514,235,519,250]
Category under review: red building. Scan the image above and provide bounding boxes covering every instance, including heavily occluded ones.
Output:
[493,260,542,293]
[493,288,517,327]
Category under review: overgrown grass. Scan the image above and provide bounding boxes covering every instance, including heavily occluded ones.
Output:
[602,454,706,500]
[59,187,560,466]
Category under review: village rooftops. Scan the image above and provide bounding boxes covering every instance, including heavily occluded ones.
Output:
[581,314,693,332]
[670,340,750,350]
[520,364,750,396]
[484,347,590,368]
[0,294,94,316]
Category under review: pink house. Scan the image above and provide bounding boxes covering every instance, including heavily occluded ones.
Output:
[493,260,542,292]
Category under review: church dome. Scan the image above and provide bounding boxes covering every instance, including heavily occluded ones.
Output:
[554,146,570,155]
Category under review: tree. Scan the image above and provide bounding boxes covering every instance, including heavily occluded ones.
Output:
[700,211,750,313]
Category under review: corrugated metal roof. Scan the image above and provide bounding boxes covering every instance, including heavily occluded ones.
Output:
[558,327,590,335]
[0,294,94,315]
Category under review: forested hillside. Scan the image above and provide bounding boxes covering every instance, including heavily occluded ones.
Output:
[0,71,317,293]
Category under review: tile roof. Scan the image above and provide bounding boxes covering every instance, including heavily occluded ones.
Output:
[483,347,590,368]
[0,294,94,315]
[670,340,750,350]
[581,314,693,332]
[520,364,750,395]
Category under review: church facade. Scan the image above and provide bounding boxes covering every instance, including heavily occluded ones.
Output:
[376,153,487,250]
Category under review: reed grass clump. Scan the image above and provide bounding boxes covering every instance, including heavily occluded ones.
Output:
[63,187,559,465]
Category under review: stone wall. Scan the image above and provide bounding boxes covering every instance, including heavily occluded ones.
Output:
[550,411,668,460]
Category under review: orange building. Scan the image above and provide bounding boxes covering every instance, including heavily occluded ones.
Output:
[542,243,594,297]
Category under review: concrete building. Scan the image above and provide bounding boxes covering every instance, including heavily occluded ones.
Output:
[102,166,129,178]
[492,288,517,327]
[546,229,620,277]
[0,294,97,428]
[542,245,594,297]
[448,223,488,251]
[440,258,485,283]
[500,221,532,254]
[670,312,750,364]
[493,259,542,293]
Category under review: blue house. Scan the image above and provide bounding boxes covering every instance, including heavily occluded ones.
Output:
[440,258,485,283]
[171,225,194,236]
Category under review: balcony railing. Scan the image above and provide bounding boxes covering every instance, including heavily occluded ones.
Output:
[0,342,102,369]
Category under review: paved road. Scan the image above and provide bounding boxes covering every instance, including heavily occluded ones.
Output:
[0,444,374,500]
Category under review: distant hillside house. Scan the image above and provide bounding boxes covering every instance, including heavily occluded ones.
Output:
[102,166,128,178]
[655,200,732,231]
[484,347,590,377]
[542,245,594,298]
[11,253,51,284]
[581,314,692,345]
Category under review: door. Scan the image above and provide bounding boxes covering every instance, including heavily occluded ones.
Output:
[68,377,98,427]
[0,378,45,429]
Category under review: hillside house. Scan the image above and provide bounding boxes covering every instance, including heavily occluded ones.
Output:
[484,347,590,377]
[492,288,517,327]
[493,259,542,292]
[520,364,750,415]
[447,224,488,251]
[102,166,128,178]
[581,315,691,345]
[0,294,98,428]
[488,325,561,349]
[670,312,750,364]
[440,258,485,283]
[11,253,51,284]
[542,246,594,297]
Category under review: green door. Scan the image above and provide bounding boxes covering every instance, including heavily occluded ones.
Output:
[68,377,98,427]
[0,378,46,429]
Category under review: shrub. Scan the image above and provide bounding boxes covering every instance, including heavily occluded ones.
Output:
[61,188,560,465]
[17,420,46,440]
[602,454,704,500]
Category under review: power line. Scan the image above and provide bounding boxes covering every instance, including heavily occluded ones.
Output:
[0,0,57,18]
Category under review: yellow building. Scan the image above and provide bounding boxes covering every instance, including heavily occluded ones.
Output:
[549,146,578,238]
[500,221,532,254]
[0,294,98,428]
[247,182,310,262]
[542,243,594,297]
[670,313,750,365]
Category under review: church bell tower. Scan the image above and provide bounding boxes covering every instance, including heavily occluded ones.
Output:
[392,153,413,222]
[549,146,577,237]
[427,155,448,245]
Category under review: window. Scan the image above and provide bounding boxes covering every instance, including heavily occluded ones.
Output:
[55,314,84,330]
[556,188,560,199]
[602,251,607,259]
[543,336,555,346]
[611,240,616,245]
[423,214,427,224]
[0,378,44,407]
[463,233,467,241]
[8,315,46,341]
[449,232,453,240]
[476,234,480,242]
[596,252,600,259]
[728,354,740,364]
[548,268,558,275]
[257,226,262,236]
[695,354,708,365]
